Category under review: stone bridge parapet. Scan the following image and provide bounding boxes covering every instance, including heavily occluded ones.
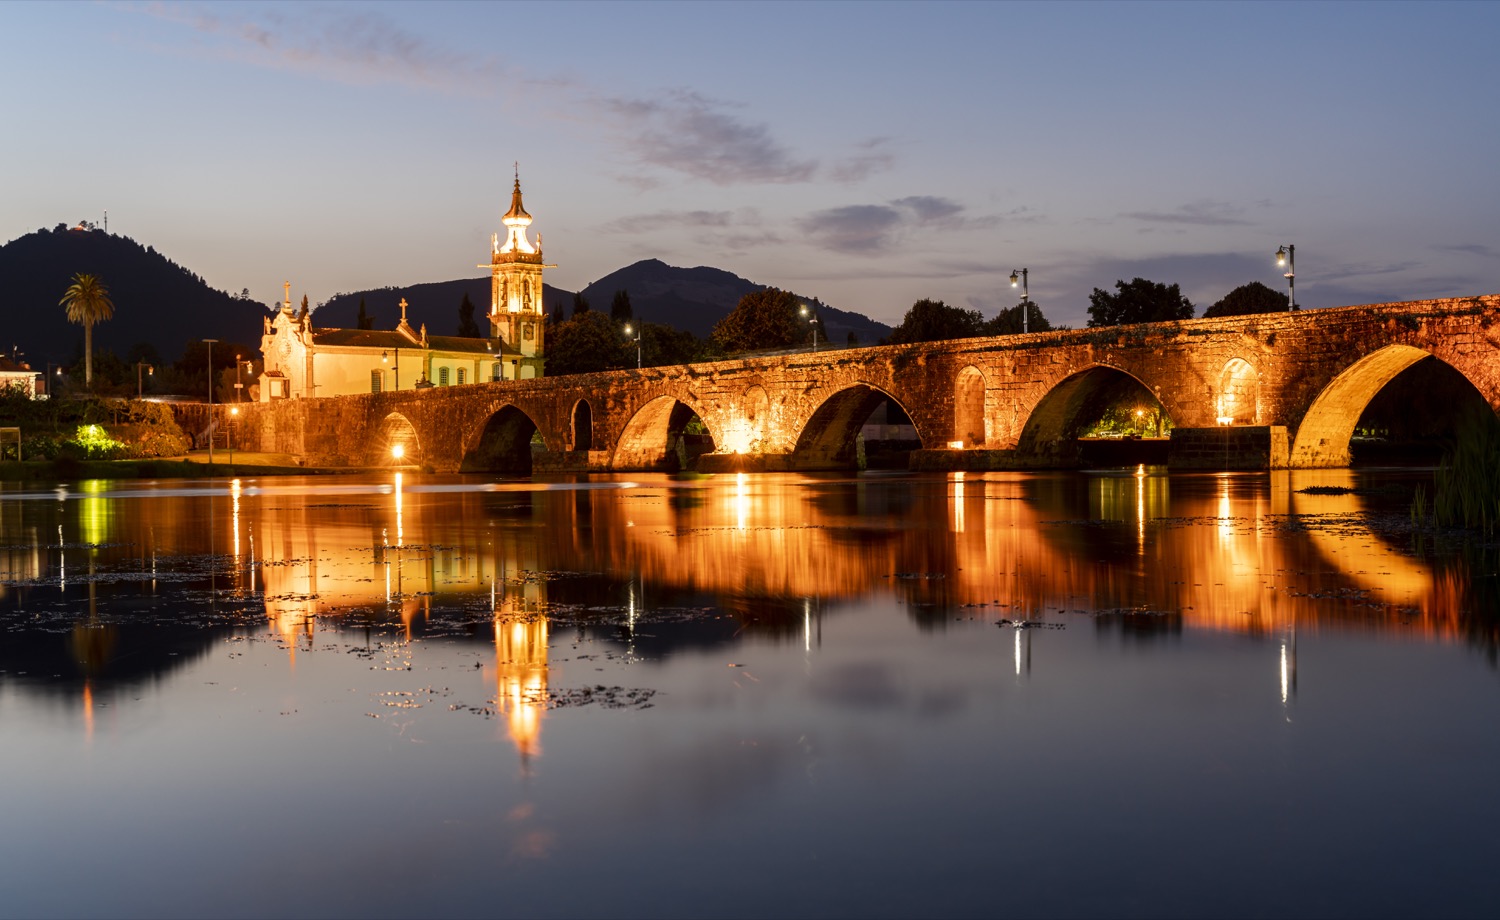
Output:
[228,295,1500,472]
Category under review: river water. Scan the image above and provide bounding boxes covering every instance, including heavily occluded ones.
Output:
[1,469,1496,919]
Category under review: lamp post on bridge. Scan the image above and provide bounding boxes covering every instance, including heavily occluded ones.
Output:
[799,304,820,353]
[623,323,642,369]
[202,339,218,466]
[383,348,400,390]
[1275,244,1296,311]
[1009,268,1030,333]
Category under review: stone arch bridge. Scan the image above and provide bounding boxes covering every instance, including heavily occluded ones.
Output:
[236,295,1500,473]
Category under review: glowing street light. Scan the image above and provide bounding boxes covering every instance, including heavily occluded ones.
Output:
[623,323,642,369]
[799,304,820,352]
[136,361,153,399]
[1275,244,1296,311]
[1009,268,1030,333]
[391,443,406,461]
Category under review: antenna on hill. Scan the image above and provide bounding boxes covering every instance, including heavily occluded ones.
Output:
[103,210,107,234]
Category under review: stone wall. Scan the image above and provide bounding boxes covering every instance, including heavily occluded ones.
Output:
[233,295,1500,472]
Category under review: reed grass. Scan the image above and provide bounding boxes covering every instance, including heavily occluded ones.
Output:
[1425,405,1500,535]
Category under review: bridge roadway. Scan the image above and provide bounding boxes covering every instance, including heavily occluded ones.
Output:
[238,295,1500,472]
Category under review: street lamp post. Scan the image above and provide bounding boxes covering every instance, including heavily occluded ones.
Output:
[623,324,642,369]
[235,354,244,403]
[203,339,218,465]
[45,364,63,398]
[229,406,239,466]
[383,348,400,390]
[136,361,153,399]
[1275,245,1296,311]
[799,304,820,352]
[1009,268,1030,333]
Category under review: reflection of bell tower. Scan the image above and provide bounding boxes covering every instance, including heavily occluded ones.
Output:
[487,167,547,378]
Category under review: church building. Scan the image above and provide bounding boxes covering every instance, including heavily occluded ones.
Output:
[259,174,548,400]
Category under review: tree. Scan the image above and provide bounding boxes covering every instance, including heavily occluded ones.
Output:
[456,292,482,337]
[1086,278,1194,327]
[886,299,984,345]
[298,294,310,321]
[1202,281,1288,318]
[545,311,629,376]
[572,292,591,317]
[711,288,803,354]
[357,297,374,330]
[986,299,1053,335]
[610,289,633,323]
[59,272,115,388]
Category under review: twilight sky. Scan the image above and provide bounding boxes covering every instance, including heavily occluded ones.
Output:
[3,0,1497,329]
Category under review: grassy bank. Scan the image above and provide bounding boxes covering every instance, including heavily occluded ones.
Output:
[0,453,333,480]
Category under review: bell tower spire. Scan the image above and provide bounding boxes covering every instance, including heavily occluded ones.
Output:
[482,166,547,377]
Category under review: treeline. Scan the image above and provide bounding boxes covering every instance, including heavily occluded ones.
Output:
[46,338,262,404]
[541,277,1292,374]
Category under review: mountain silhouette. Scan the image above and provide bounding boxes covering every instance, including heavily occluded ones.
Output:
[315,279,573,334]
[581,259,890,343]
[4,228,895,366]
[1,224,270,365]
[319,259,893,344]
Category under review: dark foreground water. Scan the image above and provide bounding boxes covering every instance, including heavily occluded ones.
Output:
[1,469,1497,919]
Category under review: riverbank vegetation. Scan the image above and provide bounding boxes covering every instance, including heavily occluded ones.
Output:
[1413,405,1500,535]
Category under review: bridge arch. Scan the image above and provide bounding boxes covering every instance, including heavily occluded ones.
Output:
[572,399,593,451]
[370,412,420,466]
[1017,365,1171,461]
[955,366,987,447]
[612,395,716,471]
[793,383,922,469]
[460,404,540,474]
[1289,344,1489,467]
[1218,358,1260,425]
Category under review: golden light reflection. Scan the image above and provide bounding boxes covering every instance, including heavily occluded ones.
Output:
[734,472,749,532]
[491,592,549,765]
[952,471,965,534]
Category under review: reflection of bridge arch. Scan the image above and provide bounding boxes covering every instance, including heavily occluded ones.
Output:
[613,394,715,471]
[793,384,922,469]
[1016,366,1169,461]
[371,413,420,466]
[461,405,540,474]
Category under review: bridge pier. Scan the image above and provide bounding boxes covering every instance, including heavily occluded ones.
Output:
[1167,426,1289,470]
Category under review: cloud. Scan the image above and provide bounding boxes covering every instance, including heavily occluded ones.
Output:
[134,4,827,187]
[1121,199,1253,227]
[799,204,905,254]
[600,208,780,254]
[1434,243,1500,259]
[891,196,964,222]
[594,90,817,186]
[798,196,999,254]
[828,137,896,183]
[133,2,509,93]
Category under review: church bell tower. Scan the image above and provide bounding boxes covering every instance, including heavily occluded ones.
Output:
[487,168,546,377]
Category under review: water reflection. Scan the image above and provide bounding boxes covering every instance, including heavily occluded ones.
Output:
[1,469,1494,721]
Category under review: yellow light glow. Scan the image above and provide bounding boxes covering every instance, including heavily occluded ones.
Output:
[948,440,964,449]
[391,443,405,459]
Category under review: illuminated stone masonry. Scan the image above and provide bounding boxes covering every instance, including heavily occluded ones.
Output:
[237,295,1500,472]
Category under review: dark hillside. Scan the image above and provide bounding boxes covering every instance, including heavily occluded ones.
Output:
[0,225,271,364]
[316,279,573,335]
[578,259,892,343]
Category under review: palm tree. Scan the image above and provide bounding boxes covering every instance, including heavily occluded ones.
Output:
[59,273,114,389]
